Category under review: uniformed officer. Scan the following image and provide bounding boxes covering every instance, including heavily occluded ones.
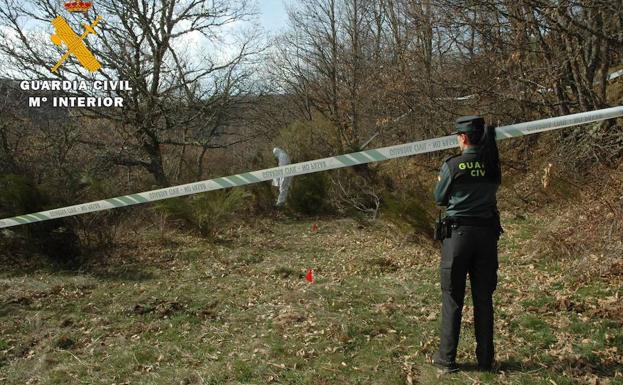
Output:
[432,116,502,374]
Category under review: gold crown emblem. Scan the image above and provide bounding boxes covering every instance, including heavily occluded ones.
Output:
[64,1,93,12]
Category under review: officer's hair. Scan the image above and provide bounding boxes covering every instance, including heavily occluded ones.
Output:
[467,126,501,184]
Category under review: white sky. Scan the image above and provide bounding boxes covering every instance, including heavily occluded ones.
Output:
[258,0,289,35]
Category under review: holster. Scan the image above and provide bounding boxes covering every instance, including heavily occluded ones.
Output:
[434,217,443,241]
[434,216,452,241]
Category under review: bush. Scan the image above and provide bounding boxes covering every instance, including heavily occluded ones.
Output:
[32,222,82,267]
[68,177,125,250]
[154,189,251,238]
[246,182,275,214]
[328,169,382,222]
[274,116,340,161]
[381,191,436,239]
[287,173,330,215]
[0,174,48,217]
[267,115,345,216]
[0,174,82,267]
[558,121,623,170]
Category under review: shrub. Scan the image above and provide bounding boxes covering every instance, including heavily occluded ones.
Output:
[154,189,251,238]
[558,121,623,170]
[246,182,275,214]
[0,174,82,267]
[381,191,436,239]
[274,116,340,161]
[0,174,48,217]
[287,172,330,215]
[32,222,82,267]
[68,177,125,250]
[328,169,382,222]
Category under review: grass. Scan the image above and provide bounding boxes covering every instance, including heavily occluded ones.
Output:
[0,215,622,384]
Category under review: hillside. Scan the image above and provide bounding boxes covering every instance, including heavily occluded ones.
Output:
[1,1,622,383]
[1,188,621,384]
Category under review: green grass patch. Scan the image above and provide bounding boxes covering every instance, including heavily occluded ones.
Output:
[516,314,556,348]
[521,295,555,309]
[574,281,614,299]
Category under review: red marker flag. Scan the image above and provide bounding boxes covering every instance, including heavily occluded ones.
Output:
[306,269,314,282]
[311,223,318,233]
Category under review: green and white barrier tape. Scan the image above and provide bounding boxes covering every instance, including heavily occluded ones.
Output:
[1,106,622,229]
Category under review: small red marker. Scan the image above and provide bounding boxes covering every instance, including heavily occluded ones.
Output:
[311,223,318,233]
[306,269,314,282]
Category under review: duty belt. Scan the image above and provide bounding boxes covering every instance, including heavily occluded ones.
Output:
[446,216,498,227]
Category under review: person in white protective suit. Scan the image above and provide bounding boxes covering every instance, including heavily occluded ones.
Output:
[272,147,292,207]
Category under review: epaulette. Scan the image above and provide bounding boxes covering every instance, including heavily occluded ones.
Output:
[444,154,460,163]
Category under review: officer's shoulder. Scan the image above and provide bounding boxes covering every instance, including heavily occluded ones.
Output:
[444,154,461,163]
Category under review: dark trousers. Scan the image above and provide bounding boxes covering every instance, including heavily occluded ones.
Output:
[438,225,498,366]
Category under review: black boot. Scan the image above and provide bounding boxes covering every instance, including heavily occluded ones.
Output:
[432,352,459,374]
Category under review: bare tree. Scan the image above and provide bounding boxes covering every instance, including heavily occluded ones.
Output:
[440,0,622,116]
[0,0,263,186]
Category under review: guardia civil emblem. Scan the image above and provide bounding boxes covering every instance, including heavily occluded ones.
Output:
[50,1,102,73]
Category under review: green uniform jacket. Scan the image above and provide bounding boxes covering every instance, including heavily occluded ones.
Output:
[434,147,499,218]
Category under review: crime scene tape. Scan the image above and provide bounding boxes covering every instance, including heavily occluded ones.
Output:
[1,106,622,229]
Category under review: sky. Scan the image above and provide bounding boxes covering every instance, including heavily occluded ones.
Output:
[258,0,290,35]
